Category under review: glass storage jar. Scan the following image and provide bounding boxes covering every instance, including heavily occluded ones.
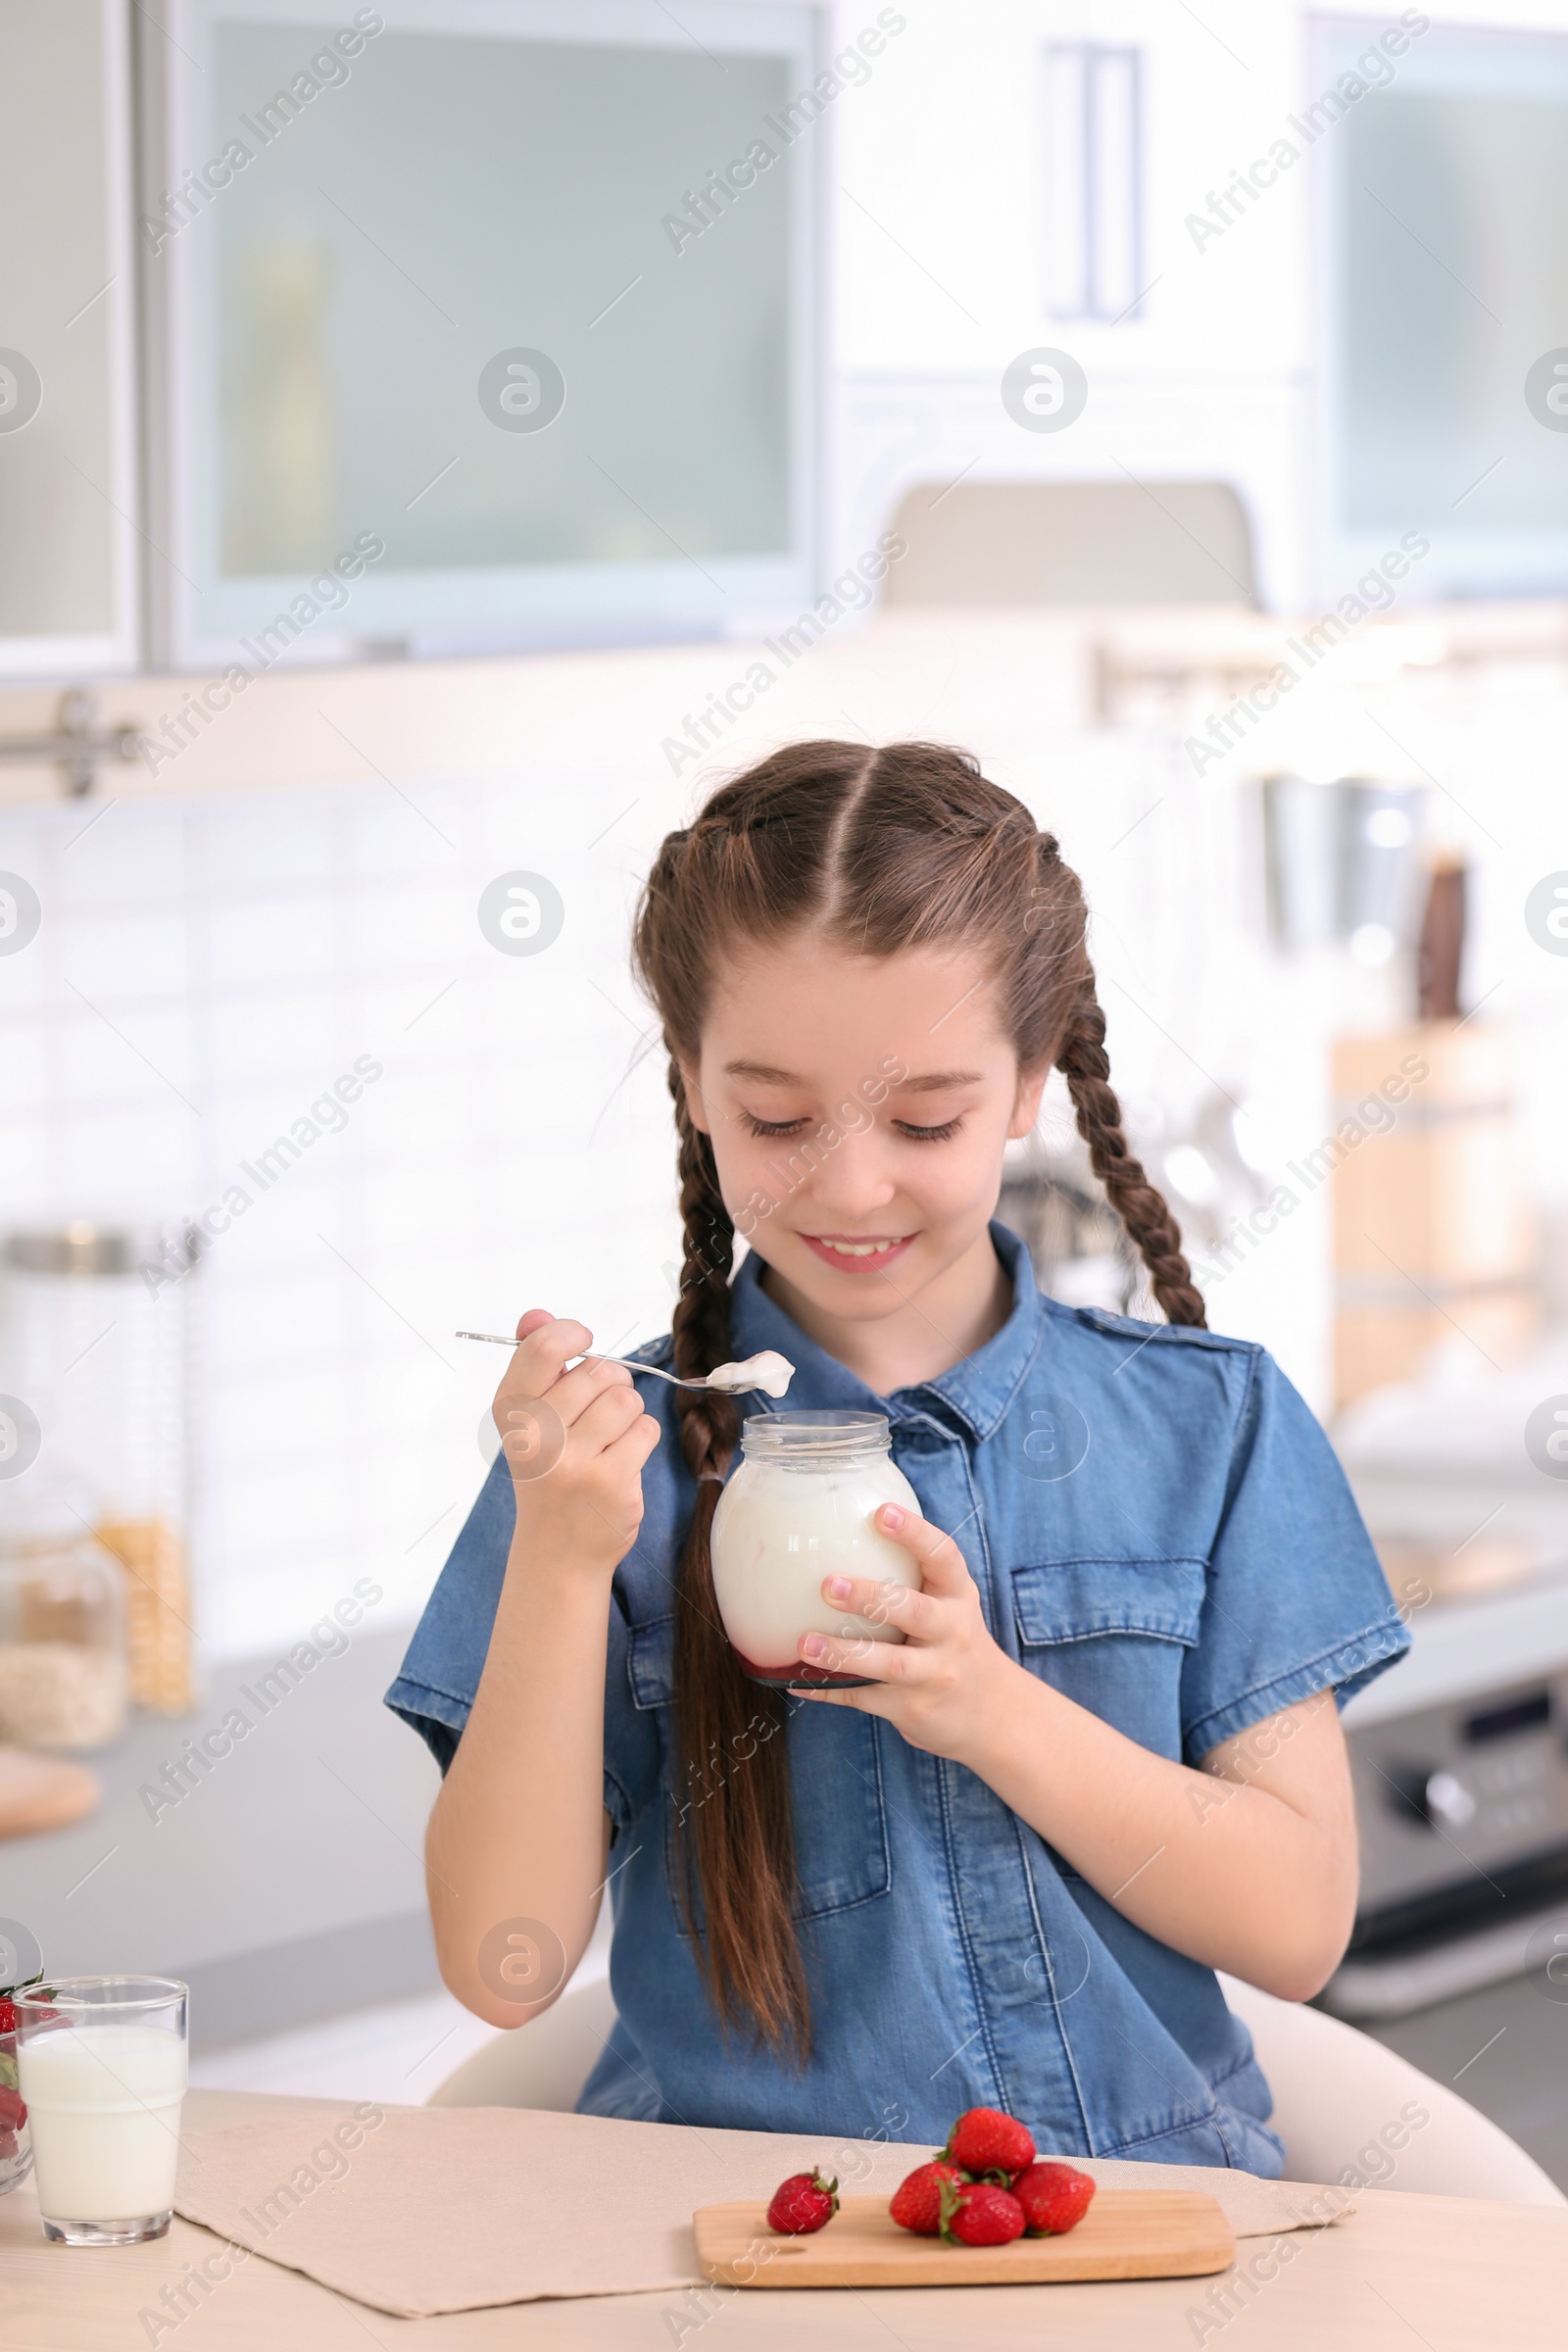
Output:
[710,1411,921,1690]
[0,1225,197,1715]
[0,1522,127,1750]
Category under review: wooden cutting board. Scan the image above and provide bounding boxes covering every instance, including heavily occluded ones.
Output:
[696,2188,1235,2288]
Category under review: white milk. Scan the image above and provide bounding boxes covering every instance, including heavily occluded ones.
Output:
[711,1448,920,1676]
[19,2025,187,2221]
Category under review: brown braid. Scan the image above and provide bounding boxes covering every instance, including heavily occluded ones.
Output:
[665,1062,808,2050]
[631,742,1206,2047]
[1055,993,1207,1328]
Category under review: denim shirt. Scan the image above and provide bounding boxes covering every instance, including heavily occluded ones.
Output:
[387,1227,1408,2172]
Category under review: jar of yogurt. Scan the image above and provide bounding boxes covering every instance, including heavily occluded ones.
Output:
[710,1411,921,1689]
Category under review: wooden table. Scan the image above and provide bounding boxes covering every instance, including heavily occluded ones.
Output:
[2,2090,1564,2349]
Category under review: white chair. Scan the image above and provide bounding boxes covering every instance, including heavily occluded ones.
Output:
[1219,1974,1563,2206]
[427,1973,618,2112]
[429,1968,1564,2205]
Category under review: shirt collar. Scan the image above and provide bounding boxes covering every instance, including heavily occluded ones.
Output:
[727,1221,1044,1444]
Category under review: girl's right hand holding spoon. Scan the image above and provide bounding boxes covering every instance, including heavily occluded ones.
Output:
[493,1311,661,1575]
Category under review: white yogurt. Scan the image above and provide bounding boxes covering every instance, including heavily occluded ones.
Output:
[710,1413,919,1679]
[19,2025,186,2223]
[707,1351,794,1397]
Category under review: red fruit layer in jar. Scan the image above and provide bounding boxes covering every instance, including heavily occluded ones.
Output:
[731,1648,876,1689]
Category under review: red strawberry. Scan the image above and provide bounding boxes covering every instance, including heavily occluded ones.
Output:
[766,2168,839,2234]
[939,2179,1025,2247]
[1013,2160,1096,2236]
[0,1991,53,2032]
[889,2159,966,2235]
[944,2105,1035,2180]
[0,2086,24,2132]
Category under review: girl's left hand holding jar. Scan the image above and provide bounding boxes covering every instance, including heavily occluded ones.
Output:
[799,1503,1016,1762]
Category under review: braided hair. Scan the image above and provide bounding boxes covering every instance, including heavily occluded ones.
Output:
[664,1066,808,2045]
[630,741,1203,2051]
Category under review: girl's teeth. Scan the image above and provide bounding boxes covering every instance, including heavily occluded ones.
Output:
[821,1238,901,1256]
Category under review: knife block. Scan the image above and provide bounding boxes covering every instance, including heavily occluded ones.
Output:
[1330,1021,1538,1408]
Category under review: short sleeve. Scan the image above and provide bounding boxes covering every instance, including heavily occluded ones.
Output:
[1179,1348,1410,1760]
[382,1453,656,1839]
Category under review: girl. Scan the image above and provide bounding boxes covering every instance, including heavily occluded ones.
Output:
[388,740,1408,2172]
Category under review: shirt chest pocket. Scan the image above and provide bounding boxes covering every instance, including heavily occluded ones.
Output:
[627,1617,892,1935]
[1009,1558,1207,1762]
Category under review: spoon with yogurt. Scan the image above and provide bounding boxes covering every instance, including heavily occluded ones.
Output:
[456,1332,794,1398]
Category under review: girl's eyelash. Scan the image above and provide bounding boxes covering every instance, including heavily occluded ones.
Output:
[739,1113,964,1142]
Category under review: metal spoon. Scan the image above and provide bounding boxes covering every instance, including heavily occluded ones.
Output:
[456,1331,717,1391]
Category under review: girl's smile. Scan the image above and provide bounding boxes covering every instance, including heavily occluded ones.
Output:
[800,1232,916,1271]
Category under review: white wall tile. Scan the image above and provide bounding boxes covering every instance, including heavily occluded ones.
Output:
[204,900,344,993]
[197,794,339,894]
[57,803,189,907]
[55,908,192,1000]
[60,1112,197,1217]
[0,1023,47,1115]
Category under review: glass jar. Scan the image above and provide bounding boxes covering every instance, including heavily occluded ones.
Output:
[710,1411,921,1690]
[0,1524,127,1750]
[0,1225,197,1715]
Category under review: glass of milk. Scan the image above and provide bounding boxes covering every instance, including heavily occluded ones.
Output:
[710,1411,921,1688]
[16,1977,187,2243]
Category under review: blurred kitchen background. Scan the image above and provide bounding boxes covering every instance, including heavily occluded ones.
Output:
[3,0,1568,2175]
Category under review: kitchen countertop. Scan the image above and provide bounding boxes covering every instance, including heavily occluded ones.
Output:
[0,1626,442,2050]
[2,2088,1565,2349]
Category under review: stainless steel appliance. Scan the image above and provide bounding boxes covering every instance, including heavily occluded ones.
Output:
[1328,1336,1568,2022]
[1332,1599,1568,2019]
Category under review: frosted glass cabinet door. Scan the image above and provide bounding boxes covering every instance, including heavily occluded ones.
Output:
[1316,20,1568,599]
[140,0,822,666]
[0,0,139,676]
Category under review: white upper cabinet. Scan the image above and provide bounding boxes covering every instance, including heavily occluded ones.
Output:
[0,0,139,677]
[135,0,824,668]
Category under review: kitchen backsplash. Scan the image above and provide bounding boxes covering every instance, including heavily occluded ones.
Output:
[0,767,683,1660]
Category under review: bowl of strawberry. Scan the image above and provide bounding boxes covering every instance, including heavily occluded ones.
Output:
[890,2108,1096,2248]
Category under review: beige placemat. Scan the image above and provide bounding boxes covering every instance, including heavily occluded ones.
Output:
[172,2103,1354,2320]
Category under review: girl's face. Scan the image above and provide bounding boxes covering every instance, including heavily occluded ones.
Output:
[683,933,1047,1342]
